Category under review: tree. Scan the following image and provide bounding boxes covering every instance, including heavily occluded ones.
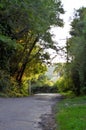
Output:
[67,7,86,95]
[0,0,64,92]
[54,62,74,93]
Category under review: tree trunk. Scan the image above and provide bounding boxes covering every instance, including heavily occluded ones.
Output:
[16,36,39,83]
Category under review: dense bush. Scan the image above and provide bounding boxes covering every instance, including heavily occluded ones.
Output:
[0,70,11,91]
[55,76,74,93]
[0,70,29,97]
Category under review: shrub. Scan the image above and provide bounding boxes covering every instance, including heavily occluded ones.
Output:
[0,70,11,92]
[0,70,29,97]
[56,76,74,93]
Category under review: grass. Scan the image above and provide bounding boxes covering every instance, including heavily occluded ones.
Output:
[55,96,86,130]
[0,92,8,97]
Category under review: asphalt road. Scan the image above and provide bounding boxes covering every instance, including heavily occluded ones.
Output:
[0,93,61,130]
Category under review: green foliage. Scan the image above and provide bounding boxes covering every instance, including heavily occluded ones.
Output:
[56,76,74,92]
[67,7,86,95]
[4,83,23,97]
[25,60,47,80]
[0,0,64,96]
[0,92,8,97]
[0,35,17,70]
[21,79,30,96]
[54,63,75,96]
[55,96,86,130]
[0,70,11,91]
[54,63,66,77]
[31,75,58,94]
[0,70,28,97]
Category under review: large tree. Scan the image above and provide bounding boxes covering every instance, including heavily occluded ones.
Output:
[67,7,86,95]
[0,0,64,83]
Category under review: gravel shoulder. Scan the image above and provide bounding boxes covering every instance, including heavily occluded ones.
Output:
[0,93,62,130]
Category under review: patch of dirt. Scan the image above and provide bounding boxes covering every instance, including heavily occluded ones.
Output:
[39,113,56,130]
[39,96,64,130]
[38,102,57,130]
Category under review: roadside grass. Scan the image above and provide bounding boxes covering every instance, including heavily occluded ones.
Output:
[0,92,8,97]
[55,96,86,130]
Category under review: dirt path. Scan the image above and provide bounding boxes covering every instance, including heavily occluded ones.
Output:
[0,93,62,130]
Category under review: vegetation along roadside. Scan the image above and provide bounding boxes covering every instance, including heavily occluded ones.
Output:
[55,96,86,130]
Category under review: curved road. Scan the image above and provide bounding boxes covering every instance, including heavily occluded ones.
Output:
[0,93,62,130]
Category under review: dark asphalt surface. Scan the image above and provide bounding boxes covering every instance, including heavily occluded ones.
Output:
[0,93,62,130]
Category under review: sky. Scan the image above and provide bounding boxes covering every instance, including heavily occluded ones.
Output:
[51,0,86,63]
